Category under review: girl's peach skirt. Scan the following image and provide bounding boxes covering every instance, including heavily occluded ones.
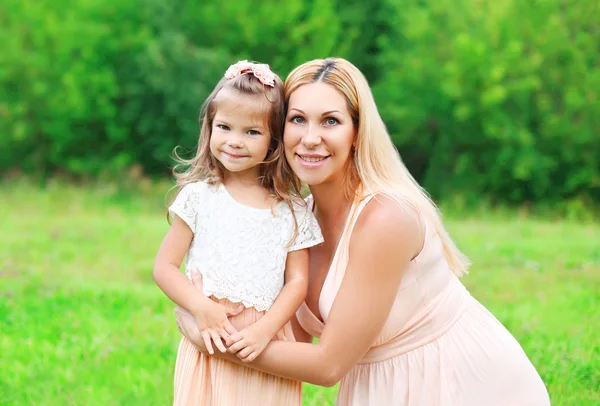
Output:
[173,297,301,406]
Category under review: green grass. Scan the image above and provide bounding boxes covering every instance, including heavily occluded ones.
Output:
[1,181,598,405]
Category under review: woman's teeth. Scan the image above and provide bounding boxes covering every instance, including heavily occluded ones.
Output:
[300,156,326,162]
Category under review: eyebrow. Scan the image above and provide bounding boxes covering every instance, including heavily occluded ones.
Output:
[289,108,344,116]
[213,119,265,130]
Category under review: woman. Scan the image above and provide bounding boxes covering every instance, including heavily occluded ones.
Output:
[175,58,550,405]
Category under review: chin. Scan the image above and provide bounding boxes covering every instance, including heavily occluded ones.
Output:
[296,173,329,187]
[221,163,248,173]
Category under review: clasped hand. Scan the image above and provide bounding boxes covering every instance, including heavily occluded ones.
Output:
[193,298,243,354]
[180,272,271,362]
[177,305,271,363]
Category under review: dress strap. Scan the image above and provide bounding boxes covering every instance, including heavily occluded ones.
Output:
[296,301,324,338]
[341,194,378,246]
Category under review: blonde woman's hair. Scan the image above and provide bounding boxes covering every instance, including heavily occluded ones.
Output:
[285,58,470,277]
[170,64,303,240]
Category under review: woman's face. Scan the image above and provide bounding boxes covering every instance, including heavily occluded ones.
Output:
[284,82,356,187]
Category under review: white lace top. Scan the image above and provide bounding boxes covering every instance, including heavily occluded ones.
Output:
[169,181,324,311]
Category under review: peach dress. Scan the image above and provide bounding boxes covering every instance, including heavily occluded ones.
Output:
[297,194,551,406]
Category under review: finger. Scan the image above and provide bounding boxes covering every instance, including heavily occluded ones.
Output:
[191,273,203,289]
[228,339,247,354]
[226,305,245,317]
[175,306,195,325]
[227,332,243,347]
[176,308,201,341]
[243,351,258,363]
[210,330,227,353]
[223,321,238,336]
[174,310,187,336]
[193,344,206,354]
[237,347,253,360]
[218,328,230,342]
[190,264,201,276]
[201,331,214,355]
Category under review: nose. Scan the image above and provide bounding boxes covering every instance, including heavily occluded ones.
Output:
[302,124,322,149]
[226,136,244,149]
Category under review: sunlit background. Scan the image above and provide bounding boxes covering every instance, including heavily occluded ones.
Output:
[1,0,598,405]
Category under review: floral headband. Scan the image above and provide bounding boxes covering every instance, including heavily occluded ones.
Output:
[224,60,275,87]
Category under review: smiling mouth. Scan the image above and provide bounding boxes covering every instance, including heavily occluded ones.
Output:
[223,151,248,159]
[297,154,329,163]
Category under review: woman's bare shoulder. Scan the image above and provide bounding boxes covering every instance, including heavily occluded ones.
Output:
[351,193,423,259]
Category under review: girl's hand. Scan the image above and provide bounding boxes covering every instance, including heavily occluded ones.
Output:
[193,299,244,354]
[188,266,244,354]
[226,323,272,363]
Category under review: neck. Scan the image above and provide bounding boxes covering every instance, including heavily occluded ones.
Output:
[222,169,262,188]
[309,180,354,221]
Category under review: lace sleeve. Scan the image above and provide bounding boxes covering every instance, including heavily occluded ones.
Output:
[288,205,324,252]
[168,183,203,233]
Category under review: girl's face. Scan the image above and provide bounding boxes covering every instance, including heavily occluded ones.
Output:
[210,89,271,180]
[284,82,356,187]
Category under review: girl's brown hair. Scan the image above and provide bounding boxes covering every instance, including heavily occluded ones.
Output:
[170,64,303,240]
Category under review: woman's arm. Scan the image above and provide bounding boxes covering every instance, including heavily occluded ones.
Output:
[226,249,310,362]
[178,196,423,386]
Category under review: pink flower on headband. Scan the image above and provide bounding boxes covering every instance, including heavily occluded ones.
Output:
[251,64,275,87]
[224,60,251,79]
[224,60,275,87]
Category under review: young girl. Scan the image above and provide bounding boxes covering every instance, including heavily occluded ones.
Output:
[153,60,323,406]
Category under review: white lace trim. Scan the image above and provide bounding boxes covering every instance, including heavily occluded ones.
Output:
[203,290,273,312]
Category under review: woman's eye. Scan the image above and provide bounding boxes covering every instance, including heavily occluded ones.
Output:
[247,130,260,136]
[324,117,339,126]
[216,124,230,131]
[290,116,305,124]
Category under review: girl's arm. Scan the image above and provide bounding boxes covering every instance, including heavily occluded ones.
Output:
[153,215,206,313]
[177,196,423,385]
[154,215,242,353]
[227,249,309,362]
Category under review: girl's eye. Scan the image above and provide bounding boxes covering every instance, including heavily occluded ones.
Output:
[324,117,339,126]
[247,130,260,136]
[290,116,305,124]
[216,124,230,131]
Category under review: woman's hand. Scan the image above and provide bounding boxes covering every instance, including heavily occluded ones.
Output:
[175,306,209,354]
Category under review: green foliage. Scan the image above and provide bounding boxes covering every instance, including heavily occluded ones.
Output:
[0,0,347,178]
[0,0,598,205]
[375,0,599,203]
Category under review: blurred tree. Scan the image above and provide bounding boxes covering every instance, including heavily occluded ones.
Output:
[0,0,597,206]
[375,0,599,204]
